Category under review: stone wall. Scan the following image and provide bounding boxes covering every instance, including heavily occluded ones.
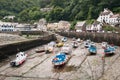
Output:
[57,31,120,46]
[0,34,56,59]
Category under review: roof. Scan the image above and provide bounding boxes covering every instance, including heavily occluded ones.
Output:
[100,8,113,16]
[76,21,86,27]
[0,21,18,26]
[110,14,120,18]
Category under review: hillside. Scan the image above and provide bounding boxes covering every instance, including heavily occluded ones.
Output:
[0,0,120,23]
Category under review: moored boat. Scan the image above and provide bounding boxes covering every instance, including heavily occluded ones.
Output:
[61,37,67,42]
[61,44,72,54]
[72,41,78,48]
[104,45,115,55]
[52,52,68,67]
[88,45,97,54]
[10,52,27,67]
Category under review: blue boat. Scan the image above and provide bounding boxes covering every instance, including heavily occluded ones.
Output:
[52,52,68,66]
[88,45,97,54]
[104,46,115,54]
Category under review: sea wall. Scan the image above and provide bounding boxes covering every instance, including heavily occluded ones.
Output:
[0,34,56,59]
[57,31,120,46]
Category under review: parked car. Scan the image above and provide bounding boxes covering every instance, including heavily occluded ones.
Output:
[10,52,27,67]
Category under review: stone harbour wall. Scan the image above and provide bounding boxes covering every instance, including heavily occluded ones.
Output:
[57,31,120,46]
[0,34,56,59]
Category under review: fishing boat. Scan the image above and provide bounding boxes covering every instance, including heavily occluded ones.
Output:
[10,52,27,67]
[52,52,68,66]
[88,45,97,54]
[104,45,115,55]
[61,44,72,54]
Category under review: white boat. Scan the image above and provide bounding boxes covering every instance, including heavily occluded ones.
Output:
[84,40,91,48]
[61,37,67,42]
[61,44,72,54]
[10,52,27,67]
[72,41,79,48]
[76,38,81,42]
[102,42,108,49]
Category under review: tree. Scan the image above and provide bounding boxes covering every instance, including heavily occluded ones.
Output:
[46,7,63,22]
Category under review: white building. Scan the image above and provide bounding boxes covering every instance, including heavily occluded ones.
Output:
[86,21,103,32]
[0,21,32,32]
[0,21,17,31]
[97,8,120,26]
[15,24,31,31]
[3,15,15,20]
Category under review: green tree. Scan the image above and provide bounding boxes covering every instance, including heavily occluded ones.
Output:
[46,7,63,22]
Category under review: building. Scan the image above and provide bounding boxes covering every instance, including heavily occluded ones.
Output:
[57,21,70,31]
[47,21,70,31]
[34,18,47,31]
[86,21,103,32]
[47,23,58,31]
[75,21,86,31]
[0,21,17,31]
[97,8,120,26]
[15,24,31,31]
[3,16,15,20]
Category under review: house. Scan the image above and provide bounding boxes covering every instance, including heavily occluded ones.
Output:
[86,21,103,32]
[97,8,120,26]
[47,21,70,31]
[0,21,17,32]
[15,24,31,31]
[3,16,15,20]
[109,14,120,26]
[47,23,58,31]
[57,21,70,31]
[75,21,86,31]
[34,18,47,31]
